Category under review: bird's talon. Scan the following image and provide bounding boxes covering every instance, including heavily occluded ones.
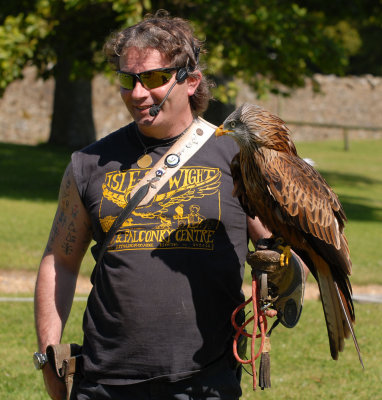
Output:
[277,244,292,267]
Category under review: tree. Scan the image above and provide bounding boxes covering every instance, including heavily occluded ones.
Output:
[0,1,380,147]
[0,0,144,148]
[346,1,382,76]
[151,0,365,123]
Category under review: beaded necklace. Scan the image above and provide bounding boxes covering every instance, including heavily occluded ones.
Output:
[135,122,193,169]
[152,125,204,181]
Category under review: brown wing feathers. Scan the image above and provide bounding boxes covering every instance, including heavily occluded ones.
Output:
[261,151,360,361]
[263,152,344,250]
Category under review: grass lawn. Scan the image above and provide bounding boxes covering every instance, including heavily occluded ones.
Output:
[0,299,380,399]
[0,142,95,276]
[240,300,382,400]
[1,139,381,283]
[0,300,87,400]
[295,140,382,285]
[0,139,381,398]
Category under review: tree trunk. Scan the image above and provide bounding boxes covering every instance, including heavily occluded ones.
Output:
[204,99,236,126]
[204,76,236,125]
[49,57,96,149]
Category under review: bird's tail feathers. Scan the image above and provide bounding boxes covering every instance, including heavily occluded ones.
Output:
[317,268,347,357]
[334,282,364,368]
[316,263,363,367]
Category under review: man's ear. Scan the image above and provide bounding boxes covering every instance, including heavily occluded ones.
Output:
[187,70,202,96]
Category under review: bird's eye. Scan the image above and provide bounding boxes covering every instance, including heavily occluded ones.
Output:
[230,121,236,129]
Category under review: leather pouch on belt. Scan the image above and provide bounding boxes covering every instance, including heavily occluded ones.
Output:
[46,343,83,400]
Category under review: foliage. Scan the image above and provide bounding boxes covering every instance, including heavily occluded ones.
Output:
[0,1,148,147]
[0,0,147,95]
[0,1,380,146]
[151,0,375,96]
[0,12,51,94]
[294,0,382,76]
[1,1,380,97]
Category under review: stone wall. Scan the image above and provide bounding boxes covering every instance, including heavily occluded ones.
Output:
[0,67,131,145]
[1,66,381,145]
[238,74,382,141]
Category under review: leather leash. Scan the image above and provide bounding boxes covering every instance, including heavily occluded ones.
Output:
[231,274,268,391]
[94,182,152,271]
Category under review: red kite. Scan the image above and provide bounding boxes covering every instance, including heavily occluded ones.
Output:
[216,103,362,364]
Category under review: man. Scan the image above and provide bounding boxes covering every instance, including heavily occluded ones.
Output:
[34,11,277,400]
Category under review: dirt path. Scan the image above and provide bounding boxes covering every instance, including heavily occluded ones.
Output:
[244,281,382,300]
[0,270,92,295]
[1,269,382,300]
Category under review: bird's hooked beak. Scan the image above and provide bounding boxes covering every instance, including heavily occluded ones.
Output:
[215,124,232,137]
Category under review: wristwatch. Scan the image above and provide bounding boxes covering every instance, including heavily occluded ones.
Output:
[33,352,48,370]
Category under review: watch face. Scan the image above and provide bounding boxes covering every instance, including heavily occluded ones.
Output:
[33,352,47,370]
[33,354,41,369]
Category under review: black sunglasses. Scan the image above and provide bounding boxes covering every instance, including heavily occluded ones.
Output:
[116,67,180,90]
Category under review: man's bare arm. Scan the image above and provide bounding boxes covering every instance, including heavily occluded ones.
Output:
[247,215,271,243]
[34,162,93,353]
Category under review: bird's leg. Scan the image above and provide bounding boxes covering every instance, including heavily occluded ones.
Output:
[274,237,292,267]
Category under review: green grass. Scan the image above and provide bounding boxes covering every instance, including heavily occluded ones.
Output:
[0,142,71,272]
[0,299,380,399]
[296,140,382,285]
[0,142,95,275]
[0,300,87,400]
[240,300,382,400]
[1,139,381,283]
[0,142,72,201]
[0,139,381,398]
[0,197,95,275]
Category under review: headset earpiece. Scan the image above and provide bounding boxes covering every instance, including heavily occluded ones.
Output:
[176,67,189,83]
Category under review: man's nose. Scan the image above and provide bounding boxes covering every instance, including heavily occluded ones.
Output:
[131,80,149,98]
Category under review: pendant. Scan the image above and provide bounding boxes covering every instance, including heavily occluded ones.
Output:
[137,154,152,168]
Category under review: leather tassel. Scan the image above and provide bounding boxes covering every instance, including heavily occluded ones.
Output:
[259,336,271,389]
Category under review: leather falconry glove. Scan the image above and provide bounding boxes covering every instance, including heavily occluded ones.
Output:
[247,237,305,328]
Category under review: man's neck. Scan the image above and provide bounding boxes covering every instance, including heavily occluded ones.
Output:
[137,115,195,140]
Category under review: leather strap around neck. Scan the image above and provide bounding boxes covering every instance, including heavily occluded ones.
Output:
[94,117,216,273]
[130,117,216,206]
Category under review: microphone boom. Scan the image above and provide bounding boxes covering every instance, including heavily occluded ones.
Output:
[149,79,179,117]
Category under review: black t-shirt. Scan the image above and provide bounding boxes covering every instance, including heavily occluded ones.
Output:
[72,121,249,384]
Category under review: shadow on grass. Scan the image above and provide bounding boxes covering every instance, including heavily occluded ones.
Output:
[0,142,72,201]
[1,142,381,222]
[319,170,382,222]
[339,197,382,223]
[319,170,382,187]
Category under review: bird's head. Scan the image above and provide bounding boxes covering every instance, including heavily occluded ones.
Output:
[215,104,254,148]
[215,103,296,154]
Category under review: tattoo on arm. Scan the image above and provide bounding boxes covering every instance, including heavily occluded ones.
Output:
[71,204,79,218]
[61,241,74,255]
[45,167,92,257]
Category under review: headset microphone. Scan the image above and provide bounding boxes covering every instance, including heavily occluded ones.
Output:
[149,67,189,117]
[149,104,161,117]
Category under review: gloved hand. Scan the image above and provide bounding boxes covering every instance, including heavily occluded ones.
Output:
[246,238,305,328]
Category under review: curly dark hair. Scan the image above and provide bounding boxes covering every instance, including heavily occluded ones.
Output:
[103,10,212,116]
